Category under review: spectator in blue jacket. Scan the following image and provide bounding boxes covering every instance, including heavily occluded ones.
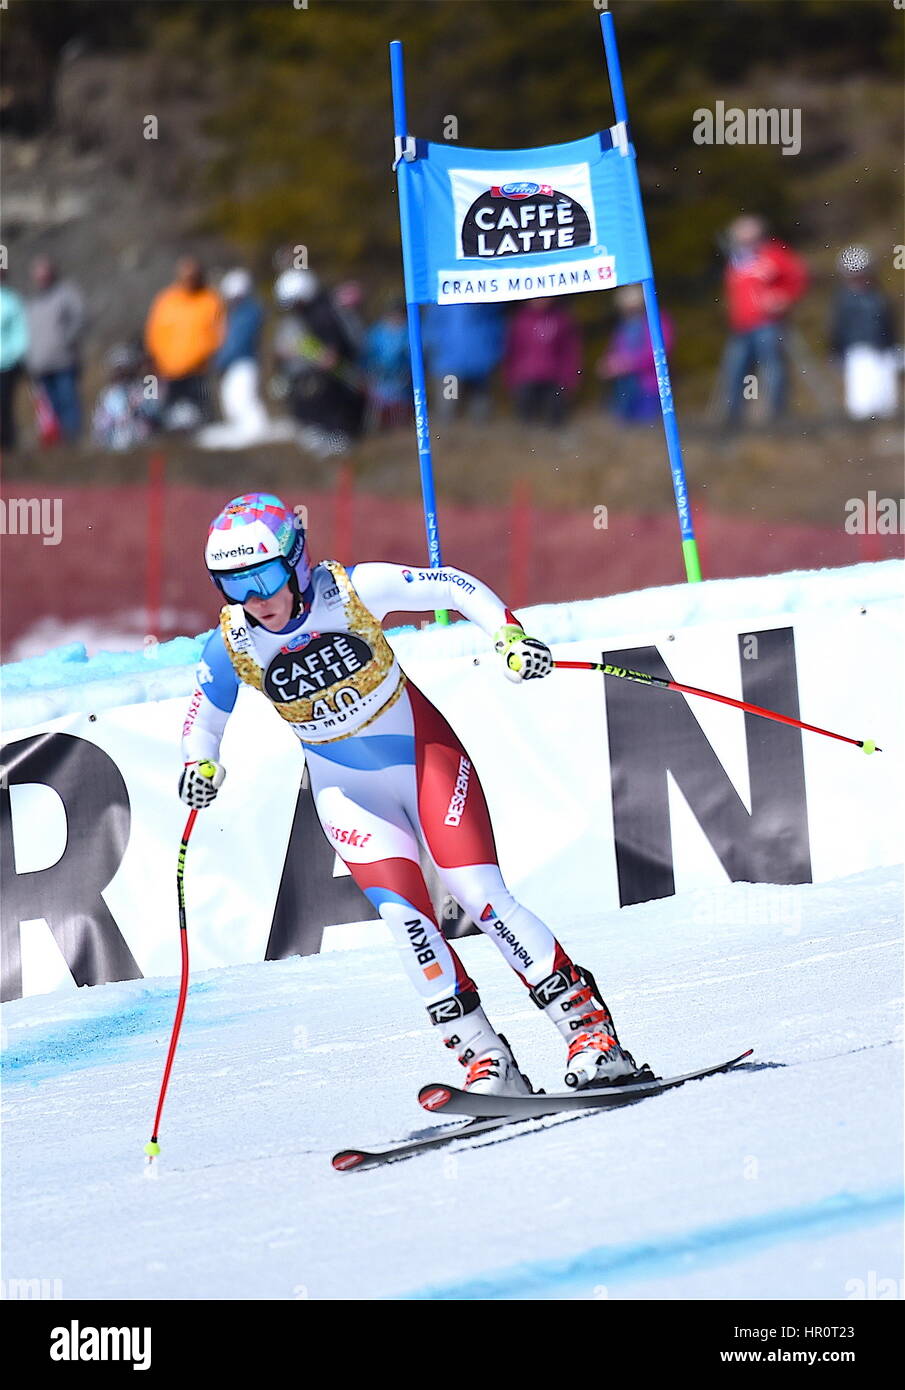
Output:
[422,302,504,422]
[364,298,411,429]
[214,268,264,373]
[196,268,296,449]
[202,268,271,445]
[0,270,29,450]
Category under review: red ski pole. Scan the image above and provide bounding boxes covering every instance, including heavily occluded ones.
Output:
[554,660,881,754]
[145,807,199,1161]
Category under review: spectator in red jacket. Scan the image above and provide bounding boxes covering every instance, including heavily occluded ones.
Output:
[719,215,808,428]
[504,296,582,427]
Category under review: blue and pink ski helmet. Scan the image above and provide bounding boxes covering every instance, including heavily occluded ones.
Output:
[205,493,311,605]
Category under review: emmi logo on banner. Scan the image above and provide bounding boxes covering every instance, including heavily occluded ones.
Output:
[50,1321,151,1371]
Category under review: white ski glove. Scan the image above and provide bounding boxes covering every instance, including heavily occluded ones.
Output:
[179,759,226,808]
[494,624,554,683]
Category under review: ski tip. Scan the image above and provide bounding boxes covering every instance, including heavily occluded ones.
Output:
[332,1150,366,1172]
[419,1084,453,1112]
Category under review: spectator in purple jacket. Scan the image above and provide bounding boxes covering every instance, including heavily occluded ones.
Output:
[597,284,674,424]
[503,296,582,427]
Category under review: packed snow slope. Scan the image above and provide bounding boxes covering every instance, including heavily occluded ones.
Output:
[3,866,901,1301]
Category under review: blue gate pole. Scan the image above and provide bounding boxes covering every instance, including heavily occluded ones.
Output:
[389,39,449,622]
[599,12,703,583]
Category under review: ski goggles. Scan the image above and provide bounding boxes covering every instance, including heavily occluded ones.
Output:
[213,556,292,604]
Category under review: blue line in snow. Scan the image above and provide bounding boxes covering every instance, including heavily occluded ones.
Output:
[400,1187,904,1300]
[1,979,230,1083]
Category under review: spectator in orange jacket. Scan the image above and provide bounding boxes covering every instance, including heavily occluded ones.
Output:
[145,257,225,429]
[718,215,808,428]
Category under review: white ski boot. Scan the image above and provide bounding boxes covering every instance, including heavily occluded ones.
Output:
[462,1034,534,1098]
[435,998,534,1097]
[531,964,652,1090]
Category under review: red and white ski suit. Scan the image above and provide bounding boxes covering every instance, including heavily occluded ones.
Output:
[182,560,572,1022]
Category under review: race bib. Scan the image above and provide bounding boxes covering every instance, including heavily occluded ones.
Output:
[263,632,373,704]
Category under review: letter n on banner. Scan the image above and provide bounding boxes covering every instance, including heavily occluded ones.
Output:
[605,628,812,906]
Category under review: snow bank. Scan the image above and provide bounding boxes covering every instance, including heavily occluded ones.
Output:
[3,559,901,728]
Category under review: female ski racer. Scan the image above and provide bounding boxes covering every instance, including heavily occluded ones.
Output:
[180,492,644,1096]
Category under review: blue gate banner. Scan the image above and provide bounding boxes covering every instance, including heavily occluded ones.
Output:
[399,127,653,305]
[389,10,703,584]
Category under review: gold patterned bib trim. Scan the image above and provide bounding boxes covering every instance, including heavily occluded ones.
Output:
[219,561,405,742]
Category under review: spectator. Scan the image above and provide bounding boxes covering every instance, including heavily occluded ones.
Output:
[597,284,673,424]
[422,302,504,422]
[504,295,582,427]
[829,246,898,421]
[0,269,29,451]
[91,344,156,451]
[25,255,85,441]
[364,298,411,429]
[272,267,366,456]
[145,256,224,430]
[210,268,266,441]
[333,280,367,361]
[197,269,293,449]
[718,215,808,428]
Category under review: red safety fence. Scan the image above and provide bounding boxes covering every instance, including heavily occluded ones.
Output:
[1,459,901,660]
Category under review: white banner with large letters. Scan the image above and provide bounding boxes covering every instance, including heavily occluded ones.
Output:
[2,584,901,1000]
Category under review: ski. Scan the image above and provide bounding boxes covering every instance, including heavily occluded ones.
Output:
[333,1050,754,1171]
[331,1114,534,1172]
[418,1049,754,1120]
